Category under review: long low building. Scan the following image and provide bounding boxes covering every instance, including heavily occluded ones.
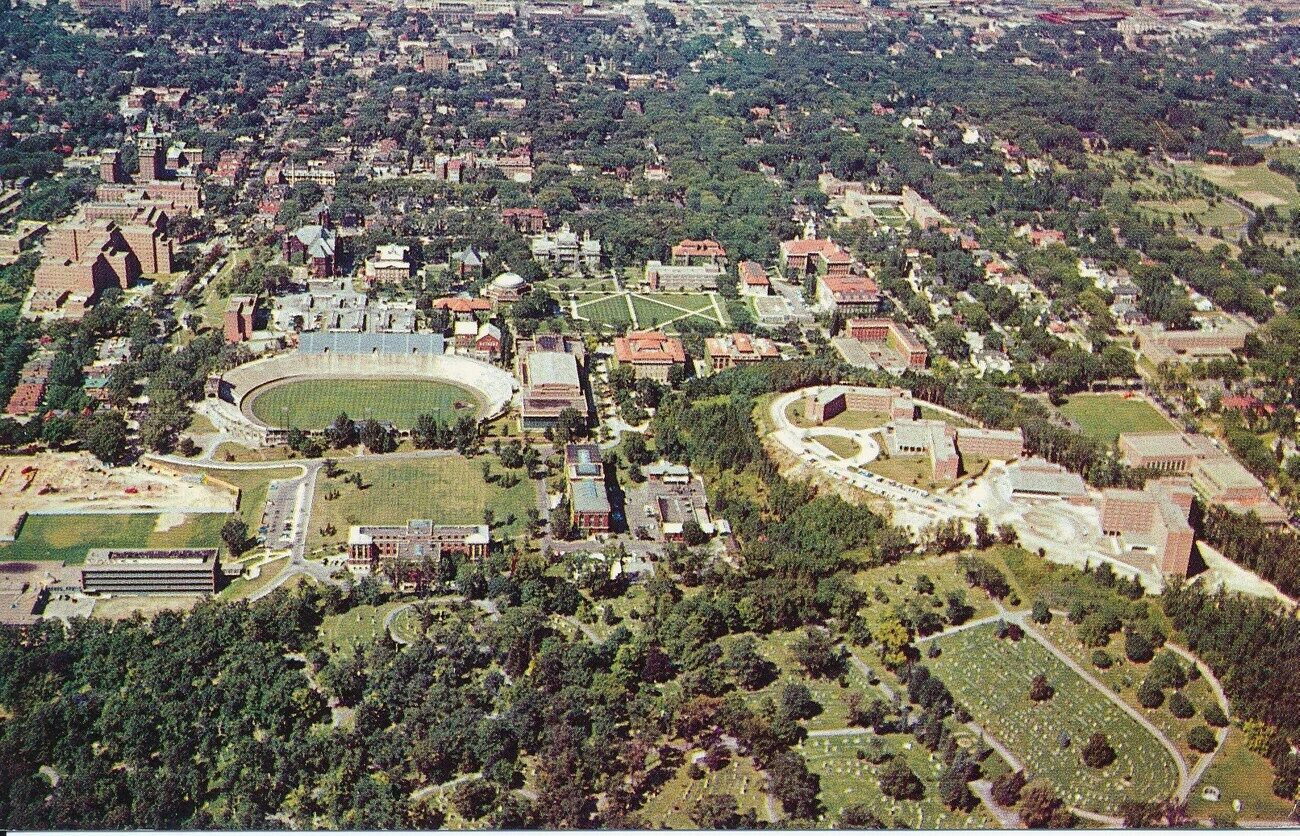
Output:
[80,548,219,595]
[1119,430,1288,524]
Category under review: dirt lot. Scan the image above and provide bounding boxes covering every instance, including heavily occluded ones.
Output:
[0,452,236,538]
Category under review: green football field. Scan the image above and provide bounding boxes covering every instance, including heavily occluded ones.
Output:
[1058,394,1174,445]
[250,379,480,430]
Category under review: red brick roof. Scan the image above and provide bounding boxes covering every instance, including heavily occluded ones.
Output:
[614,331,687,365]
[434,297,492,313]
[739,260,769,286]
[671,239,726,259]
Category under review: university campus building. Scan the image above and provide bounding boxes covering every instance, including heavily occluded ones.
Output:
[80,548,220,595]
[565,443,611,535]
[1099,479,1196,575]
[612,331,687,383]
[516,333,589,429]
[846,317,928,369]
[1118,431,1287,524]
[347,520,490,576]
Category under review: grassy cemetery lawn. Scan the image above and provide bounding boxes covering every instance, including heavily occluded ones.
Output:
[1058,394,1173,445]
[748,630,878,732]
[639,750,770,827]
[850,553,1001,622]
[929,623,1179,814]
[318,601,409,659]
[799,732,995,828]
[1039,620,1220,764]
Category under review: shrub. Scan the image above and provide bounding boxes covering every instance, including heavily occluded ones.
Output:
[1028,674,1054,702]
[1137,677,1164,709]
[1125,631,1154,664]
[991,770,1026,808]
[1081,732,1116,769]
[1187,725,1217,754]
[1203,703,1229,728]
[1168,691,1195,719]
[1091,649,1114,669]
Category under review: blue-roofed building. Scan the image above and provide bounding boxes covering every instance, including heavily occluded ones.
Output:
[565,443,610,534]
[297,331,445,356]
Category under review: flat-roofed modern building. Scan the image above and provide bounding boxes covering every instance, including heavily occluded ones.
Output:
[1118,431,1220,473]
[1006,458,1088,499]
[1099,479,1196,575]
[80,548,219,595]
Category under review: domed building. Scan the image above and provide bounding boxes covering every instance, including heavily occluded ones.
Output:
[484,269,528,306]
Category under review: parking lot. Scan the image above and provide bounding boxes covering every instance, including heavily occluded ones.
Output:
[260,478,301,550]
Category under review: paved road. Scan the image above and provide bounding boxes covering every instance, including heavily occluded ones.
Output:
[1007,611,1191,800]
[971,779,1022,828]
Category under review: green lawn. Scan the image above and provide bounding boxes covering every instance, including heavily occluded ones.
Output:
[217,556,290,601]
[318,601,408,659]
[250,379,480,430]
[1058,394,1173,445]
[306,454,534,553]
[1178,162,1300,209]
[1137,197,1247,229]
[929,624,1179,814]
[799,732,995,828]
[1189,725,1292,821]
[0,512,228,565]
[810,433,862,460]
[575,294,633,327]
[630,293,722,329]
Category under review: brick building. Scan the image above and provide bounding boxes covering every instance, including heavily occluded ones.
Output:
[224,295,256,343]
[704,332,779,371]
[846,317,928,369]
[738,260,770,297]
[1099,480,1196,575]
[612,330,687,383]
[779,238,851,279]
[803,385,916,424]
[517,334,588,429]
[566,444,611,534]
[284,224,337,278]
[82,204,173,274]
[1118,431,1288,525]
[31,219,142,316]
[670,239,727,268]
[643,260,722,292]
[346,520,490,576]
[502,207,548,233]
